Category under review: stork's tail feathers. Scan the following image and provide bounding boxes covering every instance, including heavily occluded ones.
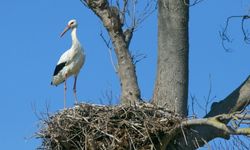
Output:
[50,81,58,86]
[51,77,64,86]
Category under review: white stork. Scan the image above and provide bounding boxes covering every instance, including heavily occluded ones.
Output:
[51,19,85,108]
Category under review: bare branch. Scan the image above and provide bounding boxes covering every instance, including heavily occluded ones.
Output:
[234,113,250,120]
[182,115,250,136]
[203,75,216,115]
[99,30,118,73]
[206,75,250,118]
[191,94,206,115]
[183,0,205,7]
[167,76,250,149]
[80,0,88,7]
[135,0,157,28]
[190,94,197,117]
[82,0,142,103]
[220,15,250,51]
[190,75,216,116]
[130,50,147,65]
[120,0,157,30]
[241,15,250,43]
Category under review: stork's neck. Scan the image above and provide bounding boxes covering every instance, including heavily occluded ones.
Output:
[71,27,80,49]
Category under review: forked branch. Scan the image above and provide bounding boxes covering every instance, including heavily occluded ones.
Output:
[182,113,250,137]
[80,0,142,104]
[80,0,156,104]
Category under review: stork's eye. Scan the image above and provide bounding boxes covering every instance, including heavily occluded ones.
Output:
[70,22,74,25]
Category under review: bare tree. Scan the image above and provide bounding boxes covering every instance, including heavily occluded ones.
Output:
[38,1,250,149]
[80,0,250,148]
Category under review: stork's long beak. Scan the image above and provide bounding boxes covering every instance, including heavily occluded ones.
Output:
[60,25,70,37]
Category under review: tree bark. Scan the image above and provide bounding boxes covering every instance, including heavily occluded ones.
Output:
[153,0,189,117]
[83,0,141,104]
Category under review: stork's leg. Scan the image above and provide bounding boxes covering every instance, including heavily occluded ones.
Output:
[73,75,78,104]
[64,79,67,109]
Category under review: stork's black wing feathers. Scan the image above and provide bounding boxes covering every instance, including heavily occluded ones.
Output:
[53,62,67,76]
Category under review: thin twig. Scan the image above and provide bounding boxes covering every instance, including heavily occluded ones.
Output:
[99,30,118,73]
[220,15,250,51]
[181,124,188,145]
[183,0,205,7]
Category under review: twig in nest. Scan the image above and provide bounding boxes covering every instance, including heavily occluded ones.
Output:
[181,124,188,145]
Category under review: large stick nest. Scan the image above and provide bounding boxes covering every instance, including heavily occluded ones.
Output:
[37,103,182,150]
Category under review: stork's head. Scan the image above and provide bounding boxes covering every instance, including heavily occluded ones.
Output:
[60,19,78,37]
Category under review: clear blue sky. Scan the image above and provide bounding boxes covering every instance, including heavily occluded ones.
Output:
[0,0,250,149]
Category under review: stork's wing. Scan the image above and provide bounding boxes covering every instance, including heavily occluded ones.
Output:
[52,49,71,76]
[53,62,67,76]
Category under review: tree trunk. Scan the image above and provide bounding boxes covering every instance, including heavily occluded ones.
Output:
[83,0,141,104]
[109,29,141,104]
[152,0,189,117]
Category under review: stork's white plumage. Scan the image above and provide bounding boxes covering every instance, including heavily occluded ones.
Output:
[51,19,85,108]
